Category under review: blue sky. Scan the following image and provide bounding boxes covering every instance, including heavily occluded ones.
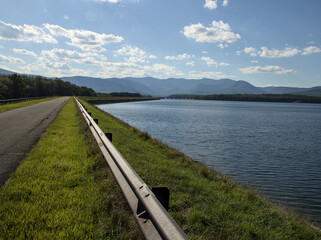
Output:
[0,0,321,87]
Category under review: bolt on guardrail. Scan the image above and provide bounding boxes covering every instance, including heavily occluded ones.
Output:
[75,97,189,240]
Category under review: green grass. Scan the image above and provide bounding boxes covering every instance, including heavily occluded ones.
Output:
[0,97,59,113]
[1,97,320,239]
[78,98,321,239]
[0,99,141,239]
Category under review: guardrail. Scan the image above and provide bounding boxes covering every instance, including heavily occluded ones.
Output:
[74,97,189,240]
[0,97,46,105]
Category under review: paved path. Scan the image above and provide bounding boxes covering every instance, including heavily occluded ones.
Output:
[0,97,69,186]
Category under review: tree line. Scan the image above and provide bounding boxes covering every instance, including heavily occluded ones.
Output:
[169,94,321,103]
[0,74,96,100]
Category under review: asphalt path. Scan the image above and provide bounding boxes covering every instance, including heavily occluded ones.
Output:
[0,97,69,187]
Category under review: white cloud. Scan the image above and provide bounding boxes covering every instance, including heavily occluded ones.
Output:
[302,46,321,55]
[219,62,230,67]
[244,47,257,57]
[204,0,228,9]
[240,65,296,74]
[0,53,25,63]
[116,45,145,57]
[204,0,217,9]
[41,48,107,66]
[183,20,240,47]
[186,61,195,66]
[149,55,157,59]
[188,70,234,79]
[63,15,70,20]
[13,48,37,57]
[0,20,57,44]
[115,45,147,63]
[97,61,145,78]
[165,53,191,61]
[144,63,184,78]
[251,60,259,64]
[201,56,218,67]
[44,24,123,52]
[259,46,301,58]
[95,0,119,2]
[200,57,229,67]
[222,0,228,6]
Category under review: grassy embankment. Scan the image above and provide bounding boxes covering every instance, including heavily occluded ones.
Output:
[78,98,321,239]
[0,97,59,113]
[0,97,320,239]
[0,98,140,239]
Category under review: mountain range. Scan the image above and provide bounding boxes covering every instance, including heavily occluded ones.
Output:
[1,68,320,97]
[61,76,321,97]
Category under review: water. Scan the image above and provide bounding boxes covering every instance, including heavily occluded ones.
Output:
[97,99,321,227]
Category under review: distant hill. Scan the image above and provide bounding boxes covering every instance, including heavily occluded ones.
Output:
[62,76,268,97]
[0,68,15,75]
[295,86,321,97]
[261,86,309,94]
[0,67,319,97]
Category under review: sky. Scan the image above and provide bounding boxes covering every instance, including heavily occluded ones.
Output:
[0,0,321,87]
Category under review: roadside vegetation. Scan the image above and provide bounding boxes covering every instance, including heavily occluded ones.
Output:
[0,97,59,113]
[0,74,96,100]
[0,99,141,239]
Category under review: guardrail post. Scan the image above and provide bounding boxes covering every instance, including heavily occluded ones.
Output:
[105,133,112,142]
[94,118,98,124]
[152,187,170,211]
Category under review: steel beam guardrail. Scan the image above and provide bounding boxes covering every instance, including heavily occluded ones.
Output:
[75,97,189,240]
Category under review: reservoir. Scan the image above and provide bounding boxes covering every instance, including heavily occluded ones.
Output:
[97,99,321,227]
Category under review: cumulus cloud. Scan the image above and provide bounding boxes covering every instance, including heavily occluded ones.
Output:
[242,46,302,58]
[244,47,257,57]
[115,45,147,63]
[95,0,119,2]
[222,0,228,6]
[240,65,295,74]
[201,56,218,67]
[183,20,240,47]
[144,63,184,78]
[302,46,321,55]
[0,53,25,63]
[201,57,229,67]
[97,61,145,78]
[41,48,107,66]
[204,0,228,9]
[13,48,37,57]
[204,0,218,9]
[259,47,301,58]
[188,70,234,79]
[186,61,195,66]
[165,53,191,61]
[44,24,123,52]
[0,20,57,44]
[219,62,230,67]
